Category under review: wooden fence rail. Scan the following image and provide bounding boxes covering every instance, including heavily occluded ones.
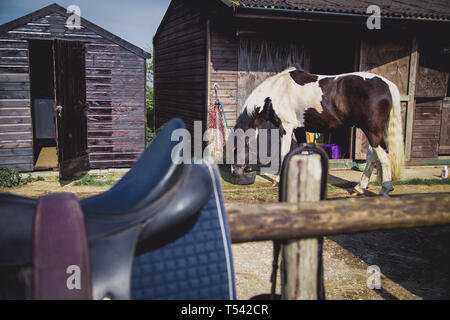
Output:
[227,193,450,244]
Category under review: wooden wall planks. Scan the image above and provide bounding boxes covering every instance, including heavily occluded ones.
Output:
[154,0,207,136]
[411,100,442,160]
[0,37,32,170]
[209,25,238,128]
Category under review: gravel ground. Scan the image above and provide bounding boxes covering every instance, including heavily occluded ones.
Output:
[225,166,450,300]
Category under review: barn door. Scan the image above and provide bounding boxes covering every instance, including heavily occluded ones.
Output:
[53,40,89,178]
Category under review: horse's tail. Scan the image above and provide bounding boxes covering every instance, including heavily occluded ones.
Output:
[384,80,405,181]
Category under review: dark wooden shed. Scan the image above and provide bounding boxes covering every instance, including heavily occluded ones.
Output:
[0,3,151,175]
[154,0,450,164]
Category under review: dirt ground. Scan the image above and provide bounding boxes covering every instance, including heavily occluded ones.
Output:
[1,166,449,300]
[226,166,450,300]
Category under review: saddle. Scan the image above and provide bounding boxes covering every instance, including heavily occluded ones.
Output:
[0,118,221,300]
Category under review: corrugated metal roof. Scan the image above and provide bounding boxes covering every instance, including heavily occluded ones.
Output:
[221,0,450,20]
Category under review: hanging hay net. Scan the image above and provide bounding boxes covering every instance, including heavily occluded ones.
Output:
[206,101,228,163]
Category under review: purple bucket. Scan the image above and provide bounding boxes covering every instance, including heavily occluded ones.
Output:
[323,144,342,160]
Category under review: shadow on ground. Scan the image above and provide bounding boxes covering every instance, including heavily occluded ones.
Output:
[325,173,450,299]
[329,223,450,300]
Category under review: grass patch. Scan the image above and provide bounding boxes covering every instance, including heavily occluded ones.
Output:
[370,178,450,187]
[327,184,339,191]
[73,174,118,187]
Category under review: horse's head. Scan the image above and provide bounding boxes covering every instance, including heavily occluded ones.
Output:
[230,97,286,176]
[255,97,287,137]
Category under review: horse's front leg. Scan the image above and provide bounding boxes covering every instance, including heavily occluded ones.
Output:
[280,123,295,164]
[267,123,294,185]
[373,146,394,197]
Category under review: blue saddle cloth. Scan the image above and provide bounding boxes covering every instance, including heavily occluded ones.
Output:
[131,163,236,300]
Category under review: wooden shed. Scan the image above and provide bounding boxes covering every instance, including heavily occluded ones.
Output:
[0,3,150,176]
[154,0,450,164]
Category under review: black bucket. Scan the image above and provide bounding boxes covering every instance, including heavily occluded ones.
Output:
[219,166,257,185]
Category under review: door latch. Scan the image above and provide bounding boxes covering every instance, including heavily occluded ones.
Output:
[56,105,63,118]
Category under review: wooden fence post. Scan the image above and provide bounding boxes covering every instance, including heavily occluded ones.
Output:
[281,153,325,300]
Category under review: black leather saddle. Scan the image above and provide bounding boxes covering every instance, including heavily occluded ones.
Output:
[0,118,213,300]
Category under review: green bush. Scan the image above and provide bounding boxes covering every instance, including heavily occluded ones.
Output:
[0,167,33,188]
[0,167,21,187]
[146,126,157,148]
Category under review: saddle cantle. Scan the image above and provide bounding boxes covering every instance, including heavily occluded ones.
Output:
[0,118,213,300]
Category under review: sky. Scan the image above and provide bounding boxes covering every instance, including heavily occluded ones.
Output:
[0,0,172,53]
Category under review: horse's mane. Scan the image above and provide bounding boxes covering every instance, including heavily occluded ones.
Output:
[235,106,260,131]
[241,67,297,117]
[289,64,304,72]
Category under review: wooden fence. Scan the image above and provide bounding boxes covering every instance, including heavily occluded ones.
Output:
[228,193,450,243]
[226,152,450,300]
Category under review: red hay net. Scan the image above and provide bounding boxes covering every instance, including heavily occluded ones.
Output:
[207,102,227,162]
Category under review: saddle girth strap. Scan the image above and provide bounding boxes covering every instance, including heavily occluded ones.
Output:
[33,194,92,300]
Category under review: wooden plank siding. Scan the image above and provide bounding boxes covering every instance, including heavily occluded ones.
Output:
[411,100,442,160]
[0,7,147,171]
[439,100,450,155]
[154,0,207,136]
[0,38,33,171]
[209,24,238,128]
[85,40,146,169]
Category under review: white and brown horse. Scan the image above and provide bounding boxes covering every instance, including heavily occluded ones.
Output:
[232,67,405,196]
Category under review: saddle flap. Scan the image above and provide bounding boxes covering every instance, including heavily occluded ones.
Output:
[33,194,92,300]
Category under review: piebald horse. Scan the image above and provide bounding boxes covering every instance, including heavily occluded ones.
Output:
[232,67,404,196]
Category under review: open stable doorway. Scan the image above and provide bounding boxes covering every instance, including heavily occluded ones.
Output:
[309,34,357,160]
[29,40,57,169]
[28,39,88,175]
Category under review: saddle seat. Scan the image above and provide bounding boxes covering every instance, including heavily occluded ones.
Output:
[0,118,213,299]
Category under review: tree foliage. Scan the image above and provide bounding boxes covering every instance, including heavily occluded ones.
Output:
[145,51,156,147]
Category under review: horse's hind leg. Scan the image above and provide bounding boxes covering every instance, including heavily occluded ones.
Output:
[354,143,376,195]
[374,146,394,197]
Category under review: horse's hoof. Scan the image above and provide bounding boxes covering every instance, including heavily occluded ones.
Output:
[353,184,365,196]
[379,182,394,197]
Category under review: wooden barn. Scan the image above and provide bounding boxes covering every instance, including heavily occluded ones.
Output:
[0,3,150,176]
[154,0,450,164]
